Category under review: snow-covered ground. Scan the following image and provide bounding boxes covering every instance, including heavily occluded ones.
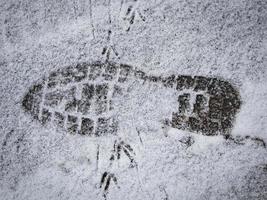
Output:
[0,0,266,199]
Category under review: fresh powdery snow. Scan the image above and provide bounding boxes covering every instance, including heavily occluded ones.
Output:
[0,0,266,200]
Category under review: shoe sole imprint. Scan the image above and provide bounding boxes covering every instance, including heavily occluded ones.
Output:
[22,62,241,136]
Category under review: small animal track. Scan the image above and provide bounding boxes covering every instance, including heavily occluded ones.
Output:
[100,171,119,199]
[109,140,137,168]
[121,0,146,31]
[22,61,241,136]
[101,30,119,61]
[100,139,136,198]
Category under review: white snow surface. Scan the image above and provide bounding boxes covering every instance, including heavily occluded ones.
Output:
[0,0,267,199]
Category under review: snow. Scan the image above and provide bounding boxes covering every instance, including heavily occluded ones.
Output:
[0,0,266,199]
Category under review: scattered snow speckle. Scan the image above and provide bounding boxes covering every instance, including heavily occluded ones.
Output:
[0,0,266,199]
